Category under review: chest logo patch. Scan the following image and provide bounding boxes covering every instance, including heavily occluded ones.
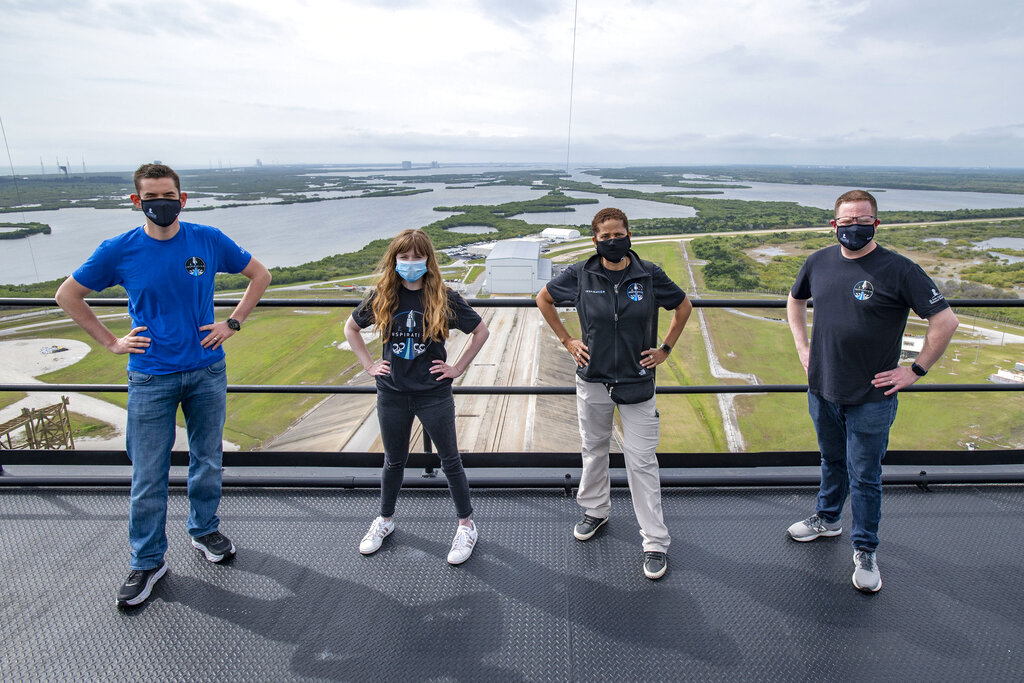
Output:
[391,310,429,360]
[627,283,644,302]
[853,280,874,301]
[185,256,206,277]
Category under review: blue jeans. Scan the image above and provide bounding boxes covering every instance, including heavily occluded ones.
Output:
[376,387,473,519]
[126,359,228,570]
[808,392,898,552]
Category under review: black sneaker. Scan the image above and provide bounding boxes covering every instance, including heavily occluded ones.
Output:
[116,562,168,608]
[643,551,668,580]
[573,514,608,541]
[191,531,236,563]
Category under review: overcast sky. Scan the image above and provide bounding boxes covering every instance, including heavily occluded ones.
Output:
[2,0,1022,171]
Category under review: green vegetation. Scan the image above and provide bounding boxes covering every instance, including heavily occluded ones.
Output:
[584,165,1024,195]
[0,222,51,239]
[29,306,365,449]
[632,242,727,452]
[69,411,119,441]
[214,190,597,291]
[0,391,27,411]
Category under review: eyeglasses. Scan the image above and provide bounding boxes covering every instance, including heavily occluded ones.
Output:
[834,215,876,227]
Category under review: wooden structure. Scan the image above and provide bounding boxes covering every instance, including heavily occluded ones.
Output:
[0,396,75,450]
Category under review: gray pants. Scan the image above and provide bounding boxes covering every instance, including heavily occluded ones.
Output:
[575,376,670,552]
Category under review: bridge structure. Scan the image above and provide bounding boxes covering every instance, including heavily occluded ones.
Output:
[1,296,1023,681]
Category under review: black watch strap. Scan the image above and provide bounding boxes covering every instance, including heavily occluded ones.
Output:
[227,318,241,331]
[659,343,672,354]
[911,362,927,377]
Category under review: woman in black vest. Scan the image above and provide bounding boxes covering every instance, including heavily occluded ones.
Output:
[537,208,692,580]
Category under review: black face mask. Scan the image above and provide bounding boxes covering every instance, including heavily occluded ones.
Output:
[836,223,875,251]
[141,198,182,227]
[595,236,631,263]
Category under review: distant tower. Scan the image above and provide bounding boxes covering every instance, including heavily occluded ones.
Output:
[81,157,86,174]
[39,157,44,174]
[56,156,68,178]
[256,158,263,168]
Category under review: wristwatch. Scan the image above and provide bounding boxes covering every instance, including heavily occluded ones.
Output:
[659,343,672,354]
[911,362,927,377]
[226,318,242,331]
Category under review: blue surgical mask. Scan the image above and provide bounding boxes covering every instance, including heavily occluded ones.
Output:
[141,198,182,227]
[396,259,428,282]
[837,224,875,251]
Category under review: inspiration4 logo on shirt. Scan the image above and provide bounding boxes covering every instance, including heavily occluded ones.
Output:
[391,310,429,360]
[853,280,874,301]
[184,256,206,277]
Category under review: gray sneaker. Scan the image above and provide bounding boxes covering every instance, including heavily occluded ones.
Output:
[787,514,842,542]
[643,551,668,580]
[852,549,882,593]
[573,515,608,541]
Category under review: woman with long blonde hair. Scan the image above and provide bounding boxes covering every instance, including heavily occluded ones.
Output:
[344,229,489,564]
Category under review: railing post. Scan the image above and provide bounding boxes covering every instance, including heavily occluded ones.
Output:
[421,429,437,478]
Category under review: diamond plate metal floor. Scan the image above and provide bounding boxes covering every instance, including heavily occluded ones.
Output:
[2,485,1022,681]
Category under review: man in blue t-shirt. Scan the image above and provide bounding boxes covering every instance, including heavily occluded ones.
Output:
[786,189,959,593]
[55,163,271,608]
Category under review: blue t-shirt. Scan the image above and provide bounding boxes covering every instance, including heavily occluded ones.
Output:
[73,221,252,374]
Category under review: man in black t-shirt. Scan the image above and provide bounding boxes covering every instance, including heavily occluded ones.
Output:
[786,190,959,593]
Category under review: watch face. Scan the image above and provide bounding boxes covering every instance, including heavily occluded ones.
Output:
[227,318,241,331]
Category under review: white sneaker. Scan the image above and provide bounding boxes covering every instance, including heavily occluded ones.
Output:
[447,522,478,565]
[787,514,842,542]
[358,516,394,555]
[852,549,882,593]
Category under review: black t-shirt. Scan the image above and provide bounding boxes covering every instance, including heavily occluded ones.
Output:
[351,286,482,393]
[791,244,949,404]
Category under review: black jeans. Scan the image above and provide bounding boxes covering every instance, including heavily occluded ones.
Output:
[377,387,473,519]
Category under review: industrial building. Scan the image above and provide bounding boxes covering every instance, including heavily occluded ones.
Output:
[484,239,552,294]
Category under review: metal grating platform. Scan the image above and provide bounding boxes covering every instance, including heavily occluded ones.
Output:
[2,485,1023,681]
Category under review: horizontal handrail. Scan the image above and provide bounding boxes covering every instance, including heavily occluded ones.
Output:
[2,297,1023,308]
[3,448,1023,468]
[1,382,1021,395]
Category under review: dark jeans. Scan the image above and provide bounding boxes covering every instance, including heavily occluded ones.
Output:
[808,392,898,552]
[377,387,473,519]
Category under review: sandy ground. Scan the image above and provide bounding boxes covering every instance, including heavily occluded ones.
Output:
[0,338,236,451]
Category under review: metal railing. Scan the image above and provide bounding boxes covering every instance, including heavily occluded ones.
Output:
[2,296,1023,487]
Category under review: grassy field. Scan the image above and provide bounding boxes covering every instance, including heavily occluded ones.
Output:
[698,282,1024,452]
[633,239,1024,452]
[632,242,727,452]
[29,305,367,449]
[6,237,1023,453]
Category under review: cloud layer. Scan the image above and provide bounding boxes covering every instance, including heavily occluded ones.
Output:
[2,0,1021,168]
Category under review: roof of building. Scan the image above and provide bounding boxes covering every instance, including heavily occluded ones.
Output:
[540,227,581,238]
[486,239,542,262]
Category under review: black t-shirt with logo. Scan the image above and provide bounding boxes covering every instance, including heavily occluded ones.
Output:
[351,286,482,393]
[791,244,949,404]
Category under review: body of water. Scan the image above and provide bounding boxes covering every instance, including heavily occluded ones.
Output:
[4,167,1024,286]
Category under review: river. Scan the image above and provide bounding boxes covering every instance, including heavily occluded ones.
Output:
[2,166,1023,285]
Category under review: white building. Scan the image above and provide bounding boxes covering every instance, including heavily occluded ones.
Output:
[540,227,582,241]
[485,239,552,294]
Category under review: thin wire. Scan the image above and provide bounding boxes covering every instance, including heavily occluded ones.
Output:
[565,0,578,177]
[0,114,40,282]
